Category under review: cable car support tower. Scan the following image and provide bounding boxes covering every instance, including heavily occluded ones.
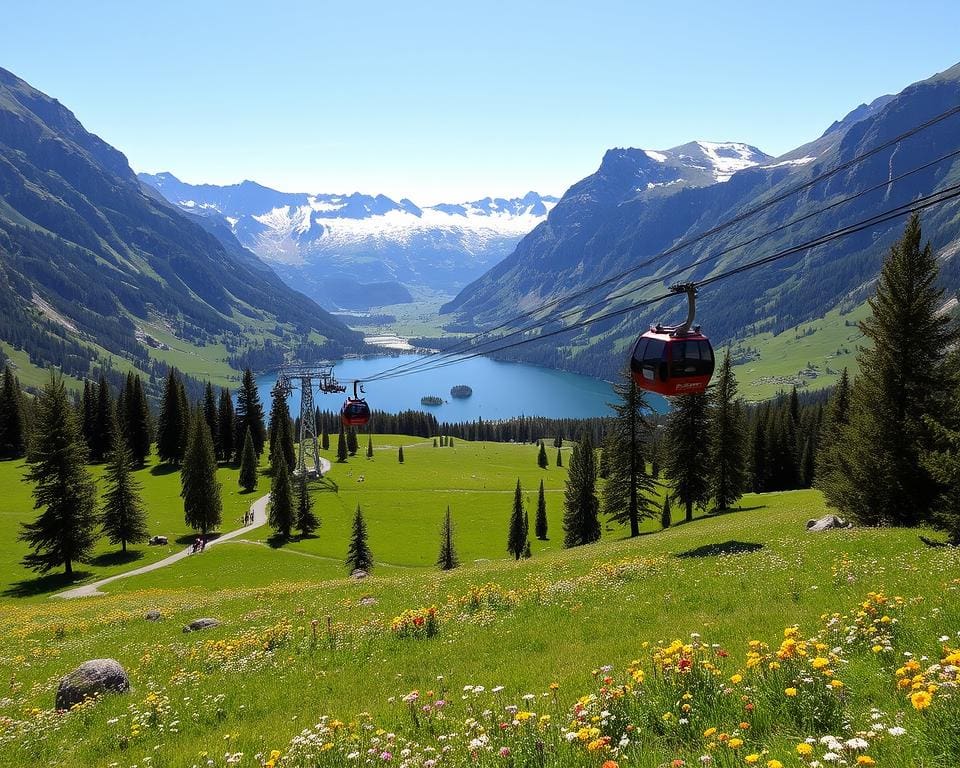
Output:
[271,363,345,478]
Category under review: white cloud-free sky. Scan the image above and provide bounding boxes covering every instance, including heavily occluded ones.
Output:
[5,1,960,204]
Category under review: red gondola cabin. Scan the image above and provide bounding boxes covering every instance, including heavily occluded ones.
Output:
[341,397,370,427]
[630,329,714,396]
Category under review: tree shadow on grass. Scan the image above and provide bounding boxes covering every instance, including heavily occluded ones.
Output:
[174,532,224,547]
[675,541,765,559]
[2,570,94,598]
[266,533,293,549]
[88,549,144,568]
[149,463,179,476]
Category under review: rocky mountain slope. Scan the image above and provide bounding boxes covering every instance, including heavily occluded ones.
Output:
[139,172,558,309]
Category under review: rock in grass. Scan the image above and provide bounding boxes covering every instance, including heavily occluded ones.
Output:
[55,659,130,710]
[806,515,851,532]
[183,618,220,633]
[144,609,162,622]
[350,569,368,581]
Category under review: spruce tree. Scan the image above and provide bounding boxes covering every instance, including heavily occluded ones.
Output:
[665,392,711,522]
[100,428,149,553]
[203,382,220,459]
[336,422,348,462]
[602,373,656,536]
[126,374,152,467]
[87,375,114,464]
[366,435,374,458]
[157,369,187,465]
[345,504,373,573]
[562,431,600,547]
[537,442,548,469]
[347,428,358,456]
[437,506,459,570]
[824,215,955,526]
[709,350,747,511]
[81,379,96,456]
[238,427,259,492]
[398,445,405,463]
[235,368,266,458]
[507,479,527,559]
[661,495,672,529]
[181,408,222,535]
[815,368,850,495]
[556,448,563,467]
[19,372,98,575]
[749,407,768,493]
[321,425,330,451]
[268,440,295,539]
[217,387,235,463]
[535,479,548,540]
[268,386,295,472]
[449,437,454,447]
[0,366,27,459]
[295,470,319,537]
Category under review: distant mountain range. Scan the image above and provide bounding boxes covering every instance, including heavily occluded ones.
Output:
[0,67,361,391]
[442,63,960,383]
[139,172,559,309]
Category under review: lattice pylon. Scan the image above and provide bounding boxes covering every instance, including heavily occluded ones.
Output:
[297,375,322,477]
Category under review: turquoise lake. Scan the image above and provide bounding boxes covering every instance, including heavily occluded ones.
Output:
[258,354,668,421]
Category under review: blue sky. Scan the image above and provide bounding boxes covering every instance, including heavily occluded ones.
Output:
[5,1,959,203]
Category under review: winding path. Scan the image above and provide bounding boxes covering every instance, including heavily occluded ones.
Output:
[53,457,331,599]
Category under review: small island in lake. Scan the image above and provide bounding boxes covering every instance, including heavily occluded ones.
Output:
[421,395,443,406]
[450,384,473,398]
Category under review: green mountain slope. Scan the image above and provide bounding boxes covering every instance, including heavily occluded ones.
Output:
[0,67,362,389]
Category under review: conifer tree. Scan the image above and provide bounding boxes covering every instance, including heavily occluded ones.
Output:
[203,382,220,459]
[665,392,711,522]
[556,448,563,467]
[88,375,114,464]
[321,425,330,451]
[19,372,97,575]
[217,387,235,463]
[651,453,660,480]
[749,407,768,493]
[268,386,295,472]
[0,366,27,459]
[815,368,850,494]
[347,428,358,456]
[562,431,600,547]
[235,368,266,458]
[823,215,955,526]
[126,374,152,467]
[181,409,222,535]
[100,428,148,553]
[449,437,454,447]
[295,470,319,537]
[709,350,747,511]
[537,442,548,468]
[238,427,259,492]
[345,504,373,573]
[535,479,548,540]
[433,437,438,448]
[437,506,459,570]
[507,479,527,559]
[81,379,96,455]
[336,422,348,462]
[602,374,656,536]
[366,435,374,458]
[157,369,188,465]
[660,495,672,529]
[398,445,405,463]
[522,538,532,559]
[268,440,295,539]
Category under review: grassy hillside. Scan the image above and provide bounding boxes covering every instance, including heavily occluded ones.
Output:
[1,437,958,767]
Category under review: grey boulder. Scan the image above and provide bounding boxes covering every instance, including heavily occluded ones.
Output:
[806,514,851,532]
[55,659,130,710]
[183,618,220,633]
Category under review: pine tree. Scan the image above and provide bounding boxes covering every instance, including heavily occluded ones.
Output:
[347,428,358,456]
[660,495,672,529]
[238,427,259,492]
[268,386,295,472]
[295,470,319,537]
[0,366,27,459]
[217,387,235,463]
[537,442,548,468]
[749,407,768,493]
[709,350,747,511]
[321,425,330,451]
[522,538,532,559]
[203,382,220,459]
[398,445,405,463]
[81,379,96,456]
[126,374,152,467]
[665,392,711,522]
[345,504,373,573]
[18,372,98,575]
[823,215,955,526]
[235,368,266,458]
[507,479,527,559]
[601,374,656,536]
[815,368,850,495]
[89,375,114,464]
[100,428,148,553]
[157,369,188,465]
[449,437,454,447]
[268,440,295,539]
[556,448,563,467]
[437,506,459,570]
[181,409,222,535]
[336,422,348,462]
[535,479,548,540]
[562,431,600,548]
